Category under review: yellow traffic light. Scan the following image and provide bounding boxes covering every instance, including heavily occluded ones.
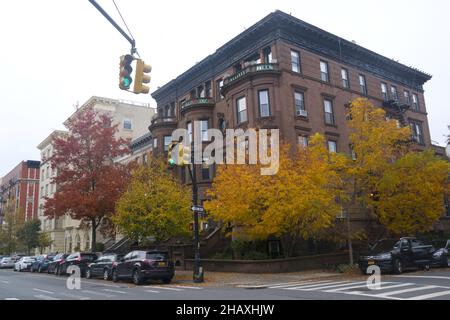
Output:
[119,54,134,90]
[133,59,152,94]
[168,142,191,168]
[180,144,191,166]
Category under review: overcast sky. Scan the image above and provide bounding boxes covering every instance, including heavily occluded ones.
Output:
[1,0,449,177]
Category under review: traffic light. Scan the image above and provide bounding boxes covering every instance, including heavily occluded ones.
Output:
[168,142,191,168]
[167,142,178,169]
[133,59,152,94]
[119,54,134,90]
[179,144,191,166]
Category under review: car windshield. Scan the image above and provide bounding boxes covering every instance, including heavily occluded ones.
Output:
[80,254,97,261]
[370,240,399,252]
[146,252,168,260]
[432,240,448,248]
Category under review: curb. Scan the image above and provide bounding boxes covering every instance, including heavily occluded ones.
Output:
[234,274,344,289]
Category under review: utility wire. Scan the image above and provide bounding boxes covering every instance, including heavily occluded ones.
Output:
[112,0,141,57]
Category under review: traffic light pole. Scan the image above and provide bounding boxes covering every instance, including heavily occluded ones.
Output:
[186,145,203,283]
[88,0,136,54]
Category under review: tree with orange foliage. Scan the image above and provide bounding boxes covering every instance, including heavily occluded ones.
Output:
[44,109,131,251]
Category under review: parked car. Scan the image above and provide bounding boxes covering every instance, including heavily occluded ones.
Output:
[86,253,123,280]
[47,253,69,274]
[31,254,55,273]
[111,250,174,285]
[11,254,25,262]
[58,252,98,277]
[0,257,15,269]
[359,237,435,274]
[13,256,36,272]
[431,239,450,268]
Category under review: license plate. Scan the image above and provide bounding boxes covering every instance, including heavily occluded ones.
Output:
[368,260,375,265]
[158,262,166,267]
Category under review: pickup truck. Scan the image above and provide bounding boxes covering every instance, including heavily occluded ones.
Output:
[358,237,435,274]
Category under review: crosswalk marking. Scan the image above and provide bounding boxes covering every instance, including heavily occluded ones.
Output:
[342,282,414,293]
[145,290,160,293]
[268,280,332,289]
[296,281,368,291]
[5,298,19,300]
[406,290,450,300]
[268,279,450,300]
[323,282,394,293]
[394,275,450,280]
[283,281,350,290]
[372,285,437,298]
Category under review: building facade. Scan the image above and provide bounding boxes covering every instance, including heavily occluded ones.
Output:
[0,160,40,225]
[149,10,438,236]
[36,130,67,253]
[37,96,155,254]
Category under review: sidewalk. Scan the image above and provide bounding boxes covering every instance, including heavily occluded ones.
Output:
[172,269,349,288]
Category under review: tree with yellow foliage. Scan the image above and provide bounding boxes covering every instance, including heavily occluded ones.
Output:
[339,98,412,263]
[205,135,343,257]
[114,156,192,243]
[376,150,450,235]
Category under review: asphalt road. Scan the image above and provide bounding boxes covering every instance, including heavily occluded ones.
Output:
[1,268,450,300]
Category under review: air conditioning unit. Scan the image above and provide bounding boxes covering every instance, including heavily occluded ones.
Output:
[296,110,308,117]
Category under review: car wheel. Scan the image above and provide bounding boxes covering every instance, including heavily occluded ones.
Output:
[112,269,119,283]
[86,268,92,279]
[393,259,403,274]
[162,277,172,284]
[132,269,143,285]
[55,267,60,276]
[103,268,110,281]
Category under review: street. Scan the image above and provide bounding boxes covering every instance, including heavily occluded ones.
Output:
[1,268,450,300]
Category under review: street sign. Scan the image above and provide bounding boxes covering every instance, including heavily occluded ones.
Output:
[191,205,205,213]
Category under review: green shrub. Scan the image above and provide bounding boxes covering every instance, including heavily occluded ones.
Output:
[242,251,269,260]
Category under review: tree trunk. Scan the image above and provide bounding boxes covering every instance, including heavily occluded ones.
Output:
[347,210,354,265]
[91,218,96,253]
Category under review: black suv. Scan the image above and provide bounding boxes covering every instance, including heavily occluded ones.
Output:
[47,253,69,274]
[58,252,98,277]
[86,253,123,280]
[112,250,174,285]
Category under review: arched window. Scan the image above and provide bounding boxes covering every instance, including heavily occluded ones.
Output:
[67,234,73,253]
[75,234,81,252]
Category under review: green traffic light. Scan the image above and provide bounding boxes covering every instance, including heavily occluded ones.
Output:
[121,77,132,88]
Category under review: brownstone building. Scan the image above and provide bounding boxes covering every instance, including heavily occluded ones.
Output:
[0,160,41,225]
[150,10,433,207]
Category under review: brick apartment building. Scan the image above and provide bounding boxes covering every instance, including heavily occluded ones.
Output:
[0,160,41,224]
[150,10,433,202]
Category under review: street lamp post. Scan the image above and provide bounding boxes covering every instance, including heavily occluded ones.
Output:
[186,144,203,283]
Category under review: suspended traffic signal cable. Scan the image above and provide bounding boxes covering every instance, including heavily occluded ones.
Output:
[112,0,141,58]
